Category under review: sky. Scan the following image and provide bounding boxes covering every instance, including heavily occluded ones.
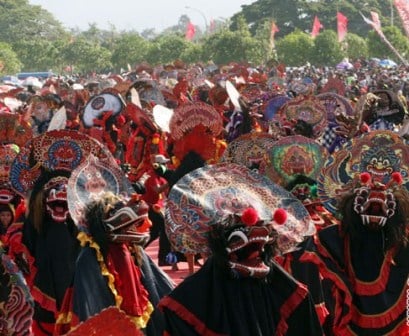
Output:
[29,0,255,32]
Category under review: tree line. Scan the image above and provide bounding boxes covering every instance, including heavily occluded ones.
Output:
[0,0,408,76]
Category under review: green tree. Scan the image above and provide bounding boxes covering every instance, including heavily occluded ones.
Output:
[201,28,262,65]
[345,33,368,60]
[230,0,301,36]
[276,30,314,66]
[254,19,276,63]
[0,0,68,45]
[201,15,265,65]
[180,43,204,64]
[140,28,158,40]
[60,37,112,74]
[78,23,105,45]
[12,39,61,71]
[0,0,69,72]
[230,0,398,39]
[312,29,345,66]
[146,34,191,65]
[367,25,409,63]
[111,32,150,72]
[0,42,22,75]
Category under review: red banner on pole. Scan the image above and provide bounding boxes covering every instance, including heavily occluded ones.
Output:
[370,11,382,32]
[311,16,323,38]
[394,0,409,38]
[185,22,196,41]
[337,12,348,42]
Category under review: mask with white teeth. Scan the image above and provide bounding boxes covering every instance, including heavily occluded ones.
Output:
[215,207,287,279]
[45,176,69,223]
[353,172,402,229]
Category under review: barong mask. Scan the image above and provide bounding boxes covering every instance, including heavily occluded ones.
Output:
[103,194,151,245]
[353,172,401,230]
[222,207,287,279]
[318,131,409,250]
[67,154,148,245]
[45,176,69,223]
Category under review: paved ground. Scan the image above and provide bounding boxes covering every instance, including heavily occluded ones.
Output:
[144,239,200,286]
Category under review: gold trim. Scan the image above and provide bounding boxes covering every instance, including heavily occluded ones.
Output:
[77,232,123,307]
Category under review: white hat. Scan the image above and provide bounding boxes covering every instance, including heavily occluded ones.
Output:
[154,154,170,164]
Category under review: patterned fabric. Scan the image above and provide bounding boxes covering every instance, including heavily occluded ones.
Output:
[169,101,223,140]
[0,246,34,335]
[275,94,328,139]
[0,112,33,147]
[369,118,396,131]
[0,144,19,186]
[263,95,290,121]
[316,92,354,123]
[266,135,328,187]
[319,125,339,151]
[65,307,143,336]
[320,77,346,96]
[220,132,276,175]
[9,130,114,197]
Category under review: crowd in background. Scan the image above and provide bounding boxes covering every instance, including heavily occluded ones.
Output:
[0,56,409,335]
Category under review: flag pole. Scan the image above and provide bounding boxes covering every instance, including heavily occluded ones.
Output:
[360,11,408,66]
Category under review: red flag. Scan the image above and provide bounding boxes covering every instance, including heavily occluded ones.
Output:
[311,16,323,38]
[185,22,196,41]
[270,21,279,48]
[337,12,348,42]
[394,0,409,38]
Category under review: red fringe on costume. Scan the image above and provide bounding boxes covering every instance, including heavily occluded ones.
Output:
[350,288,407,329]
[6,222,37,288]
[159,296,226,336]
[344,239,396,296]
[275,283,309,335]
[299,250,353,335]
[31,285,57,314]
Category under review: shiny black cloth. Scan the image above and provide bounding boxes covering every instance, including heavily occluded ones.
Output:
[159,257,322,336]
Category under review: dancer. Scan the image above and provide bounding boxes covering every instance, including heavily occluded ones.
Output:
[56,155,173,335]
[160,163,321,335]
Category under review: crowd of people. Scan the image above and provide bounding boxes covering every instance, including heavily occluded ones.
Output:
[0,57,408,335]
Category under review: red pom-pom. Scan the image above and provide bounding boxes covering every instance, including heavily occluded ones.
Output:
[241,207,259,226]
[391,172,403,185]
[273,208,287,225]
[360,172,371,185]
